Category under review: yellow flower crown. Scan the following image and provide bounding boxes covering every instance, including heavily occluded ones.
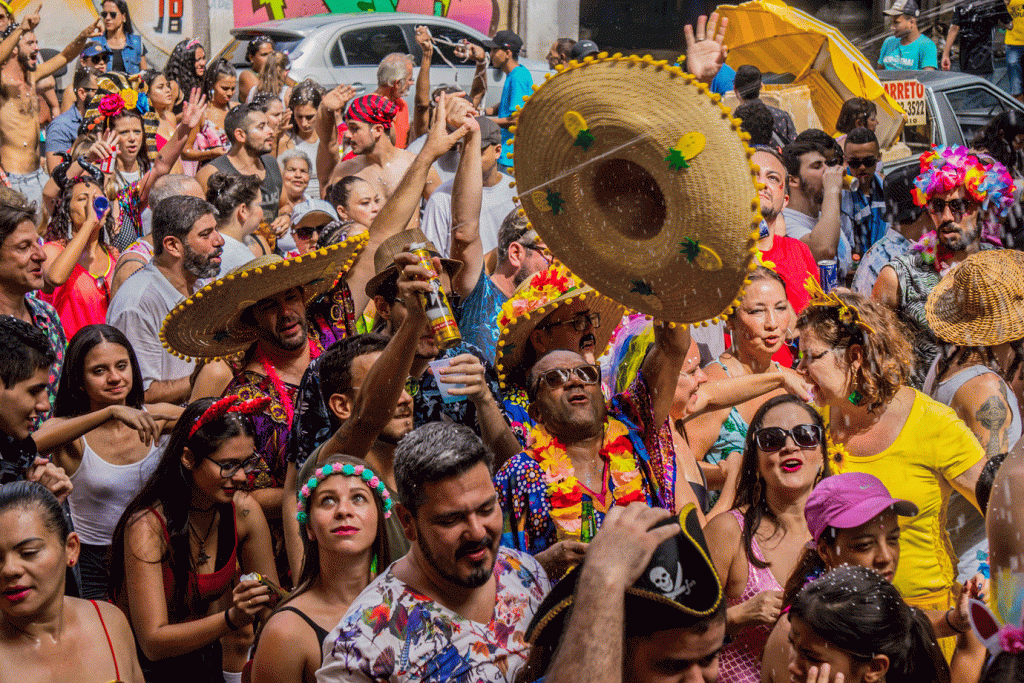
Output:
[803,276,876,335]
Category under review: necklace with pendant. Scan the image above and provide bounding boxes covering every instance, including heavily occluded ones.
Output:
[189,509,218,566]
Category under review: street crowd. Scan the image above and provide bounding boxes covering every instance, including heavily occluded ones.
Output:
[0,0,1023,682]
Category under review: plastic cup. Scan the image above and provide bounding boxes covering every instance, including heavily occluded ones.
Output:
[429,358,466,404]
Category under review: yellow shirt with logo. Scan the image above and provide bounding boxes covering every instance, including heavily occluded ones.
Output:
[1007,0,1024,45]
[824,390,984,605]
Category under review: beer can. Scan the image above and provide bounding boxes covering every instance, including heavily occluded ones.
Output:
[409,243,462,349]
[818,259,838,293]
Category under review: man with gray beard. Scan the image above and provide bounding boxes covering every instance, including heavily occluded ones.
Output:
[752,146,819,315]
[107,195,224,403]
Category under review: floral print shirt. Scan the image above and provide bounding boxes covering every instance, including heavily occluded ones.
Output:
[318,548,550,683]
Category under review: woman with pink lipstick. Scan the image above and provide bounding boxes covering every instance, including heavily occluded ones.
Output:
[250,454,395,683]
[109,396,279,683]
[796,286,986,660]
[0,481,145,682]
[705,395,829,683]
[33,325,181,601]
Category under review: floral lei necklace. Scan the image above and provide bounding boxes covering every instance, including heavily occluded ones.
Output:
[529,417,646,540]
[255,340,321,431]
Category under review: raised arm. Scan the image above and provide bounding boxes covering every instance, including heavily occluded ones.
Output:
[38,15,103,80]
[41,205,104,293]
[800,164,843,261]
[315,85,356,193]
[455,42,488,110]
[639,322,691,428]
[413,26,434,140]
[139,89,207,204]
[450,118,484,299]
[683,13,729,85]
[0,3,39,66]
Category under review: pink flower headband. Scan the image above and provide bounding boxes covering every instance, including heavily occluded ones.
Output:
[968,598,1024,655]
[295,461,393,523]
[912,145,1015,218]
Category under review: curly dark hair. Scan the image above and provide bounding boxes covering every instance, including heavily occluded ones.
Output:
[733,395,829,570]
[44,176,114,245]
[164,39,204,106]
[796,288,913,413]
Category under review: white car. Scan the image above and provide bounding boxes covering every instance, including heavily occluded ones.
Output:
[216,13,550,110]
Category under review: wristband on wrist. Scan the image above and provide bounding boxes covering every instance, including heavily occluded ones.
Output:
[224,607,240,631]
[945,608,966,634]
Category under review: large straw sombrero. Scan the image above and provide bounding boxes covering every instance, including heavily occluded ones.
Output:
[509,54,761,324]
[364,228,462,299]
[82,72,160,161]
[925,249,1024,347]
[161,235,368,360]
[495,262,626,389]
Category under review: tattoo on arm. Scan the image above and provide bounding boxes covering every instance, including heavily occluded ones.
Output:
[976,395,1009,457]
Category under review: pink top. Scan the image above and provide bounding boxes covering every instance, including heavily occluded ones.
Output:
[719,509,784,683]
[39,242,119,339]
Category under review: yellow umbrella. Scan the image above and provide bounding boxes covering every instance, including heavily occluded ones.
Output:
[718,0,905,148]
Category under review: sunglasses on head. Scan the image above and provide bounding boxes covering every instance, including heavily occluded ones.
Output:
[533,364,601,395]
[928,198,973,216]
[846,156,877,169]
[825,155,844,167]
[754,424,823,452]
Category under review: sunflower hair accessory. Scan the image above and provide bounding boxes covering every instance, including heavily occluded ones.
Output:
[189,395,273,438]
[803,276,876,335]
[296,462,393,523]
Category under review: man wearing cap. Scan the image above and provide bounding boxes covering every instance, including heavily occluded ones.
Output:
[873,146,1010,388]
[878,0,938,71]
[526,503,727,683]
[320,92,440,219]
[460,30,534,171]
[422,116,515,258]
[733,65,797,148]
[569,39,599,62]
[56,43,107,114]
[107,195,223,404]
[0,9,102,214]
[197,103,287,239]
[494,319,689,556]
[45,65,98,172]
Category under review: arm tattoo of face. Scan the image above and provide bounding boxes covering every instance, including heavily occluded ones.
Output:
[976,395,1009,457]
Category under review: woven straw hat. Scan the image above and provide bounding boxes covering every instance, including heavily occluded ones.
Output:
[509,54,761,325]
[82,72,160,161]
[161,235,368,360]
[364,228,462,298]
[495,262,626,389]
[925,249,1024,346]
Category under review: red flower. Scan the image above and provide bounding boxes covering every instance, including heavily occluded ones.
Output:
[98,93,125,117]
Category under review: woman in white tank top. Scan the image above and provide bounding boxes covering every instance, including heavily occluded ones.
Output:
[34,324,182,599]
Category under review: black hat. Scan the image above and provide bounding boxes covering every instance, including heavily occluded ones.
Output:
[483,30,523,52]
[569,39,599,61]
[526,504,723,647]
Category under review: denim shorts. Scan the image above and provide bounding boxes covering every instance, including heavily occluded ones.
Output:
[1006,43,1024,96]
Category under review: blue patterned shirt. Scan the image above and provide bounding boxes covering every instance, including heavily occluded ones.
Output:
[456,274,507,367]
[851,227,912,296]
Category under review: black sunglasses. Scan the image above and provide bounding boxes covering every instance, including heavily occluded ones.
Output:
[293,224,325,240]
[533,364,601,395]
[928,198,974,216]
[754,424,823,452]
[846,156,877,169]
[101,11,119,18]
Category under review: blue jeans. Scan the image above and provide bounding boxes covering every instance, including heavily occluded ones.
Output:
[1006,44,1024,96]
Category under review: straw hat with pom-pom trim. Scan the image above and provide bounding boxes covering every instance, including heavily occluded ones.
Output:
[510,53,761,325]
[495,262,626,389]
[925,249,1024,347]
[160,235,369,361]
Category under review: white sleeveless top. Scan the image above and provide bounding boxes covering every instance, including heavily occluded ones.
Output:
[68,430,167,545]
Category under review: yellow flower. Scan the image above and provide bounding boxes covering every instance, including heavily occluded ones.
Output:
[119,88,138,110]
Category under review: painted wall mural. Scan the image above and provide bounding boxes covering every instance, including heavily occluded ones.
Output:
[233,0,496,35]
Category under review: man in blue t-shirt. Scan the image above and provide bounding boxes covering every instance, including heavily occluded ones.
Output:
[464,30,534,171]
[878,0,938,70]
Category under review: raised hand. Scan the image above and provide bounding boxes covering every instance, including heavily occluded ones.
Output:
[180,88,208,129]
[415,25,433,58]
[23,2,41,31]
[322,84,357,112]
[422,92,471,160]
[684,12,729,84]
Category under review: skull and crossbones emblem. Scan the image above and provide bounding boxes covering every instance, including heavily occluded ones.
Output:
[649,562,697,599]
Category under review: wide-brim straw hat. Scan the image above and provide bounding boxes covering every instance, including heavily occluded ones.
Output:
[925,249,1024,347]
[509,54,761,324]
[495,262,625,389]
[82,72,160,161]
[161,235,368,360]
[364,228,462,299]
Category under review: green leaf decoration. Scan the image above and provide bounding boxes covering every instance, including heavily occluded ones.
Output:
[546,190,566,215]
[665,148,690,170]
[573,129,595,151]
[630,280,654,296]
[679,237,701,262]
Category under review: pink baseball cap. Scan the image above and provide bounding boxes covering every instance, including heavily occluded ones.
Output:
[805,472,918,543]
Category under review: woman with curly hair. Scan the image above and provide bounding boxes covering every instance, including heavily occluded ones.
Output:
[796,286,987,659]
[704,394,828,683]
[165,39,207,113]
[39,159,118,338]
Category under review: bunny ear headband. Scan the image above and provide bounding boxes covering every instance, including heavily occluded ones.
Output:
[969,598,1024,655]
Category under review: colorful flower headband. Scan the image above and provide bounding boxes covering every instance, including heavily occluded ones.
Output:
[85,88,150,134]
[296,461,393,523]
[803,275,876,335]
[189,395,272,438]
[496,261,582,329]
[912,145,1016,217]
